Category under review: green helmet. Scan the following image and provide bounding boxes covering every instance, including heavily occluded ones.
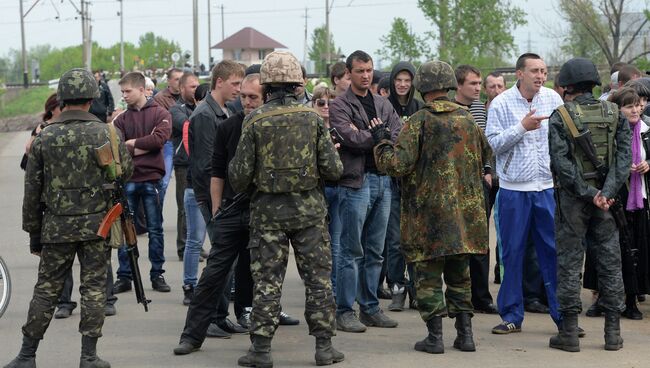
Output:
[57,68,100,101]
[260,51,303,85]
[414,61,457,94]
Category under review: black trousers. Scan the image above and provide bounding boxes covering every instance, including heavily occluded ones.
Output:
[57,248,117,309]
[471,180,496,308]
[180,207,253,346]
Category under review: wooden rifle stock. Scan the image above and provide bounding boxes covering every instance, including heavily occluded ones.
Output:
[97,203,123,239]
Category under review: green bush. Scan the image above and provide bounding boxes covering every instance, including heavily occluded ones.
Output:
[0,86,54,118]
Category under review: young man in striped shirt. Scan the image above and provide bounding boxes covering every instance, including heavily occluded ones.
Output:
[485,53,563,334]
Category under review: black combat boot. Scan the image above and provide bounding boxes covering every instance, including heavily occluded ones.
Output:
[238,335,273,368]
[453,313,476,352]
[80,336,110,368]
[549,313,579,352]
[407,285,418,310]
[604,312,624,351]
[414,316,444,354]
[314,337,345,366]
[4,336,39,368]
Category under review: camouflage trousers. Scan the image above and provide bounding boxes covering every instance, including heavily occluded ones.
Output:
[555,190,625,314]
[249,222,335,338]
[413,254,473,322]
[23,239,108,339]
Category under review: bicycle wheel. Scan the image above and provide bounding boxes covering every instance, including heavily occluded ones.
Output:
[0,256,11,318]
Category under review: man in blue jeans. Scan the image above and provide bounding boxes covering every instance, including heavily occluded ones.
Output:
[329,50,403,332]
[113,72,172,293]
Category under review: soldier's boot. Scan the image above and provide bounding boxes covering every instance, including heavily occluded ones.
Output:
[238,335,273,368]
[314,337,344,366]
[3,336,39,368]
[604,312,624,351]
[414,316,444,354]
[453,313,476,352]
[79,336,110,368]
[549,313,580,352]
[407,285,418,310]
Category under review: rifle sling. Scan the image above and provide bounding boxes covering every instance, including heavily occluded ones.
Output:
[558,106,580,138]
[108,124,122,177]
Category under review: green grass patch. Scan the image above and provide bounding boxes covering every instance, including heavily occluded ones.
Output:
[0,86,55,119]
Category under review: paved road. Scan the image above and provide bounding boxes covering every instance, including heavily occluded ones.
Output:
[0,130,649,367]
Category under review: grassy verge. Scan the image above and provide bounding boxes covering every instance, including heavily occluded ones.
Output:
[0,86,54,119]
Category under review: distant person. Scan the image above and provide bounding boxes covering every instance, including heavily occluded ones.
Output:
[89,70,115,123]
[484,71,506,110]
[330,61,351,95]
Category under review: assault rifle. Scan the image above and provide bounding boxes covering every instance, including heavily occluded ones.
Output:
[97,179,151,312]
[212,192,248,221]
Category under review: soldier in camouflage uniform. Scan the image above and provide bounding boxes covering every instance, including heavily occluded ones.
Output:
[372,61,492,354]
[228,51,344,367]
[4,68,133,368]
[548,58,630,352]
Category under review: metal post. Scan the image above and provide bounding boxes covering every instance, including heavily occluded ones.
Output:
[207,0,212,68]
[303,7,308,65]
[192,0,199,70]
[325,0,330,72]
[119,0,124,76]
[19,0,28,88]
[221,4,224,40]
[81,0,86,69]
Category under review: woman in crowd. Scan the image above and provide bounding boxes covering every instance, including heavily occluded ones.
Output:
[21,93,60,169]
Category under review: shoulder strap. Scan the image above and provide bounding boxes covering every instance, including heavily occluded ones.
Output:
[247,106,317,125]
[557,105,581,138]
[108,123,122,177]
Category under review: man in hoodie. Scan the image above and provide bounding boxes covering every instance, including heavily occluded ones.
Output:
[384,61,423,312]
[112,72,172,293]
[454,65,497,315]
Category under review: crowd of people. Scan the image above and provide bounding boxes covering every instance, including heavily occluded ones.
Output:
[5,47,650,368]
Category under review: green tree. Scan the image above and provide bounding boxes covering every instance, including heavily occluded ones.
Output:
[376,17,430,67]
[559,20,606,65]
[418,0,526,69]
[308,25,337,74]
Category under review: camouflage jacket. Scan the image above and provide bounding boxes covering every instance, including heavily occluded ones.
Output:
[374,98,491,262]
[229,95,343,230]
[23,110,133,243]
[548,93,631,201]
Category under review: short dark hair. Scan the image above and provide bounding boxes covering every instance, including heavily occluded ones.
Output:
[484,71,503,86]
[610,62,627,75]
[618,64,642,85]
[515,53,542,71]
[330,61,347,85]
[378,76,390,93]
[609,86,640,107]
[60,98,93,108]
[245,64,261,76]
[624,79,650,99]
[346,50,373,71]
[166,68,183,79]
[179,71,198,87]
[119,72,146,88]
[194,83,210,102]
[455,64,481,85]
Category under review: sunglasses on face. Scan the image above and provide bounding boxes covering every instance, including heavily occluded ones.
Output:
[315,99,329,107]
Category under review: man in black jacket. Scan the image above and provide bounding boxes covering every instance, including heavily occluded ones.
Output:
[89,70,115,123]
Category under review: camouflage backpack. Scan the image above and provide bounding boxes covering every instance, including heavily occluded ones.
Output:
[248,105,321,193]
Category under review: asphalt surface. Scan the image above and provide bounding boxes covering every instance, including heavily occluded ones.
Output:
[0,130,649,367]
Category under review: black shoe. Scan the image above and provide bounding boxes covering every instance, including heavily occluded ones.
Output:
[178,252,184,261]
[206,322,232,339]
[415,316,444,354]
[54,307,73,319]
[453,313,476,352]
[182,284,194,306]
[585,302,603,317]
[173,341,200,355]
[112,278,132,294]
[638,294,646,303]
[550,313,580,352]
[622,304,643,320]
[218,318,248,334]
[377,287,392,300]
[525,301,549,314]
[279,311,300,325]
[604,312,624,351]
[151,275,171,292]
[474,303,498,314]
[104,304,116,317]
[238,308,252,330]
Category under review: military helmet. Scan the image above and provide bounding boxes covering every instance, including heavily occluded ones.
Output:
[414,60,457,94]
[260,51,303,85]
[557,58,601,88]
[57,68,100,101]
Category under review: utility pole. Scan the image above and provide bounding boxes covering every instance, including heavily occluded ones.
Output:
[221,4,225,40]
[302,7,308,65]
[325,0,330,71]
[119,0,124,76]
[192,0,199,70]
[81,0,86,69]
[19,0,28,88]
[207,0,212,68]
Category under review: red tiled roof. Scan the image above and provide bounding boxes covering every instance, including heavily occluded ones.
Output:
[211,27,287,49]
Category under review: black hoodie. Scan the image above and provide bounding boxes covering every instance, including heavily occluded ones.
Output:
[388,61,424,118]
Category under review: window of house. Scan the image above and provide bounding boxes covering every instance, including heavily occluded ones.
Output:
[234,49,242,61]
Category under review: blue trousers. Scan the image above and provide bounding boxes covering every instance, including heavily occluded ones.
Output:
[496,188,560,327]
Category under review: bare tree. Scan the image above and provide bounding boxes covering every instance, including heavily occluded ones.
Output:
[558,0,650,66]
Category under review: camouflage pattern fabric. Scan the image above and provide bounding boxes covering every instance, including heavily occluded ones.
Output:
[554,190,625,314]
[248,222,335,338]
[57,68,100,101]
[23,110,133,243]
[414,61,457,95]
[413,255,473,321]
[548,95,630,315]
[229,98,342,231]
[373,98,491,263]
[23,240,108,339]
[259,51,304,85]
